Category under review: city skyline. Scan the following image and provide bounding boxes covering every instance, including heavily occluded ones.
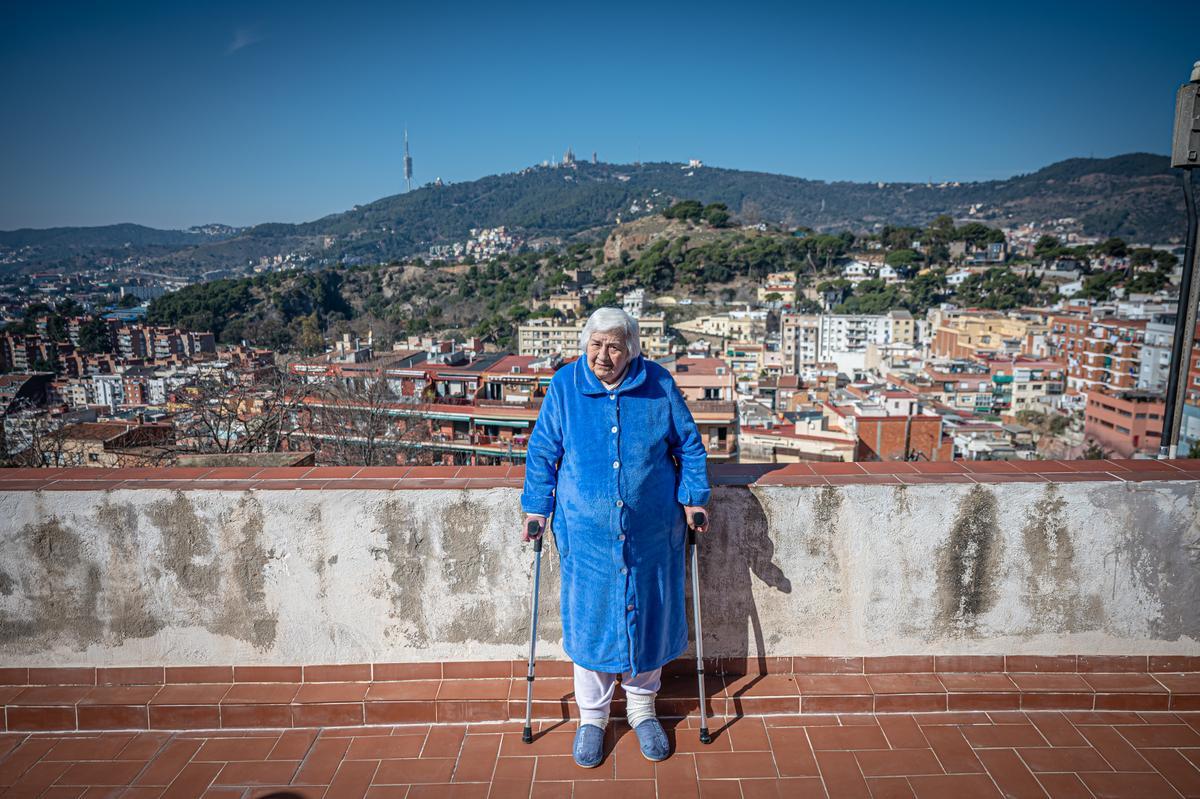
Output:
[1,0,1196,230]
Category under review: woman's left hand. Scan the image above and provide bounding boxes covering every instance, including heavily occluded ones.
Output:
[684,505,709,534]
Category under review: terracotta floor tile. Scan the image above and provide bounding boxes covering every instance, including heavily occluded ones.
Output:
[693,750,777,779]
[975,747,1046,799]
[4,760,73,796]
[854,748,943,777]
[1016,746,1112,773]
[211,760,302,785]
[961,723,1047,748]
[1116,723,1200,748]
[1140,747,1200,796]
[1077,771,1178,798]
[916,726,984,774]
[696,778,742,798]
[654,751,699,795]
[1077,725,1153,772]
[422,726,468,758]
[575,779,656,798]
[906,773,1003,798]
[806,724,888,751]
[347,734,426,759]
[1025,712,1088,747]
[877,715,930,749]
[292,736,351,785]
[161,761,223,799]
[325,758,380,798]
[725,717,771,751]
[374,757,460,784]
[762,727,818,777]
[133,739,204,786]
[452,733,501,782]
[866,776,918,798]
[268,729,318,760]
[814,750,870,798]
[44,734,136,761]
[1034,772,1092,798]
[194,736,279,762]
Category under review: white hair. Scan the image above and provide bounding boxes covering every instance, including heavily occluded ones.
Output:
[579,307,642,359]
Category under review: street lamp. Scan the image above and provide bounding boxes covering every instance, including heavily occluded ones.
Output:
[1160,60,1200,458]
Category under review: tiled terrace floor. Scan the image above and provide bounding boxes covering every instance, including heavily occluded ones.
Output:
[5,711,1200,798]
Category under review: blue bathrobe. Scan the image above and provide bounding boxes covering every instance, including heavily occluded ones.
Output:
[520,353,711,675]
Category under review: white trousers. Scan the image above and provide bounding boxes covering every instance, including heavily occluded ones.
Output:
[573,663,662,721]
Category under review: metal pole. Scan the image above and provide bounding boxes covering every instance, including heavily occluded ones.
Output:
[689,512,711,745]
[1160,170,1200,459]
[522,520,544,744]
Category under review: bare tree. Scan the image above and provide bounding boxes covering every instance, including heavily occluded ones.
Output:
[294,375,437,466]
[170,365,316,456]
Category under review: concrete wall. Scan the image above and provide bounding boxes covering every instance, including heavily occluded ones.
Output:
[2,477,1199,667]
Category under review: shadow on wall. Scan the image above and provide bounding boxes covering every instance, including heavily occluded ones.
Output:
[690,485,791,678]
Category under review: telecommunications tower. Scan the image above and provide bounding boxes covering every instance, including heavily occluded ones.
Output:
[403,128,413,192]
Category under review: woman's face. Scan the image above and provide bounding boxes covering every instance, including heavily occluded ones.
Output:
[587,330,629,383]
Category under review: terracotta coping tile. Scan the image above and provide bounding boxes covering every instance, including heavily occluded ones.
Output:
[809,462,866,475]
[96,667,164,685]
[858,461,919,474]
[304,467,363,478]
[27,667,96,685]
[150,683,233,705]
[8,460,1200,491]
[79,685,162,705]
[203,468,263,479]
[372,662,442,681]
[221,683,300,704]
[10,685,93,705]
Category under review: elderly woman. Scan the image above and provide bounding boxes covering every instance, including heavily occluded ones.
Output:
[520,306,711,767]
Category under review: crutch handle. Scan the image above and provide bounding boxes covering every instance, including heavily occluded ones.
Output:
[527,519,543,551]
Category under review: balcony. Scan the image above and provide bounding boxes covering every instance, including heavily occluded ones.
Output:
[2,460,1200,794]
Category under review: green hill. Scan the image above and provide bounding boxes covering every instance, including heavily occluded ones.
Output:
[2,153,1185,274]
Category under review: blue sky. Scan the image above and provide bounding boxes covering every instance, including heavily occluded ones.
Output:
[1,0,1195,230]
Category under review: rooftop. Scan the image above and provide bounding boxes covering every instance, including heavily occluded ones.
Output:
[2,461,1199,795]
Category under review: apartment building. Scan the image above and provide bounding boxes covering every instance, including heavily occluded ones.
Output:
[1049,315,1145,396]
[1083,391,1164,458]
[781,310,915,375]
[518,315,671,359]
[931,310,1048,361]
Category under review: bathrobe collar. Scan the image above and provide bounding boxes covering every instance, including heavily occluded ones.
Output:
[573,353,649,397]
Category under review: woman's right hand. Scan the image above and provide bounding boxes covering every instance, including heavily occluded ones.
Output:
[523,514,546,541]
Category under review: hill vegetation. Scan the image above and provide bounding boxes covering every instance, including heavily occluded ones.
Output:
[2,153,1184,275]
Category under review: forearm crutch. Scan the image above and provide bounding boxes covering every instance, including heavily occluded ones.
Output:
[690,510,712,745]
[522,518,544,744]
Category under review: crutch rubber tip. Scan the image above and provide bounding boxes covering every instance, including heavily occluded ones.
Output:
[699,728,712,745]
[522,726,533,744]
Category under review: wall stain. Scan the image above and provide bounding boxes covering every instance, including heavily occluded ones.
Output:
[95,500,165,643]
[892,484,912,517]
[1020,483,1102,632]
[212,495,277,649]
[807,486,843,560]
[439,493,493,590]
[0,516,102,647]
[376,498,430,646]
[936,485,1002,637]
[146,492,219,603]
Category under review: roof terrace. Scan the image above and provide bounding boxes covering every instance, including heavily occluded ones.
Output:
[1,460,1199,795]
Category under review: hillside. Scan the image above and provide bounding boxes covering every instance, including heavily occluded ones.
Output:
[1,153,1185,274]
